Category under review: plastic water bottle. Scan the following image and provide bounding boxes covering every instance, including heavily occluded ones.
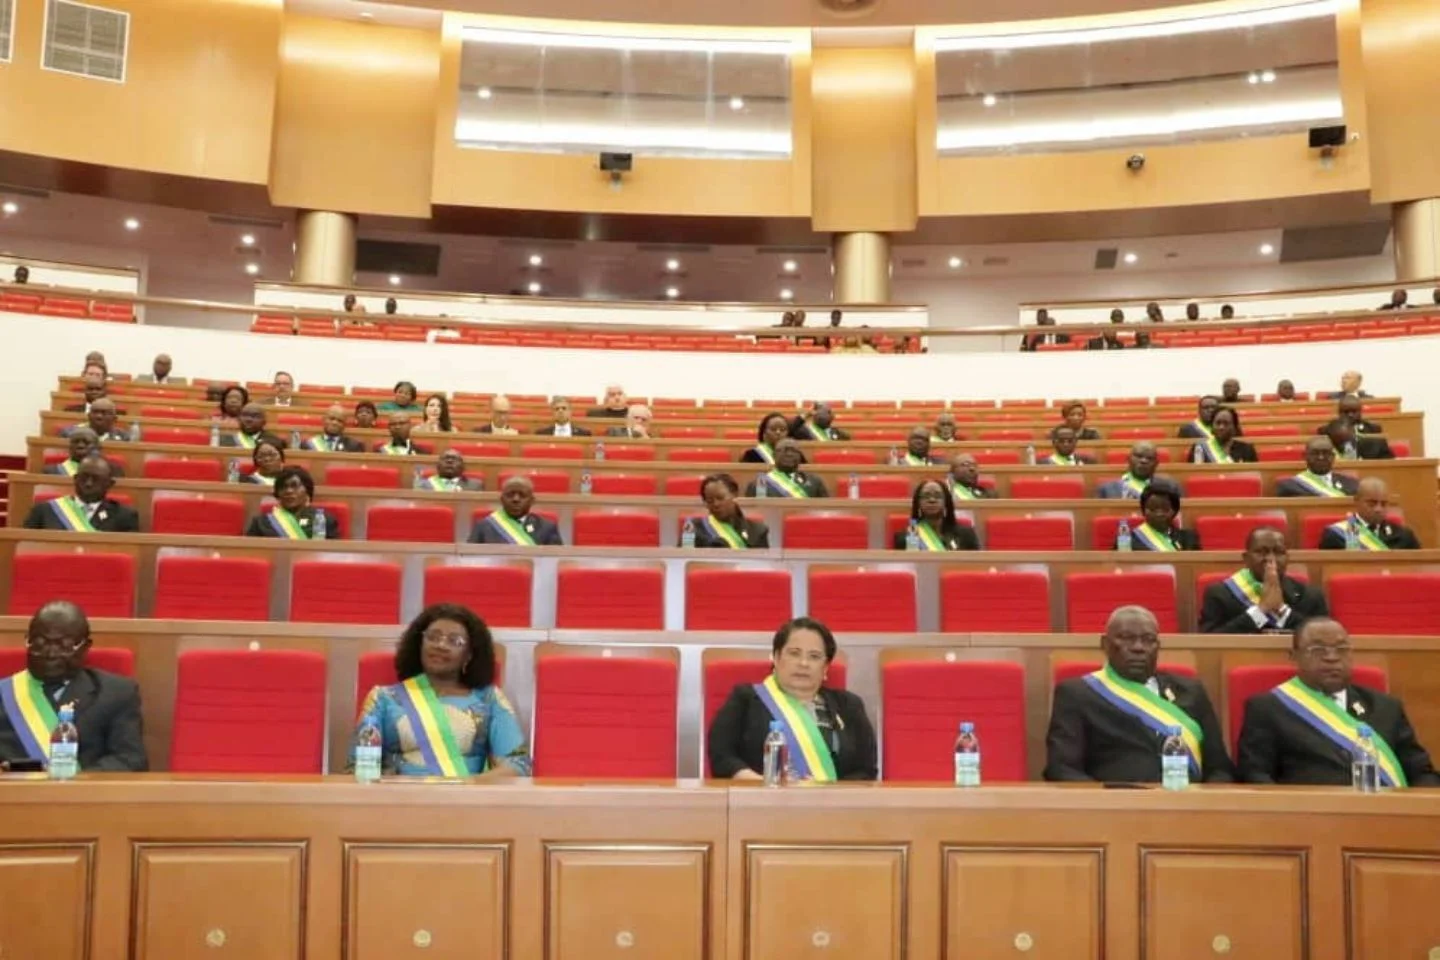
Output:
[128,420,141,442]
[1161,726,1189,790]
[1343,440,1358,460]
[226,458,241,484]
[354,715,382,783]
[413,465,425,490]
[1023,444,1035,466]
[1344,516,1362,550]
[848,473,860,500]
[755,476,767,498]
[1351,723,1379,793]
[762,721,788,787]
[905,520,921,551]
[289,429,301,450]
[209,421,220,446]
[680,519,697,549]
[1116,520,1132,552]
[888,446,900,466]
[49,704,79,781]
[1192,445,1204,464]
[312,509,328,541]
[593,441,606,462]
[579,471,593,495]
[954,721,981,787]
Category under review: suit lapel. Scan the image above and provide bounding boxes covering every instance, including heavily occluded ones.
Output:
[65,669,100,716]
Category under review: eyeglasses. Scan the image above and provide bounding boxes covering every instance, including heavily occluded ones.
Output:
[26,637,86,654]
[1299,643,1353,659]
[780,647,827,665]
[421,630,469,650]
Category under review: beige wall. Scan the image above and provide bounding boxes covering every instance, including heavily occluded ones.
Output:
[1359,0,1440,203]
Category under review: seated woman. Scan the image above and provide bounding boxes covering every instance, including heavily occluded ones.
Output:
[740,413,802,465]
[1188,406,1258,464]
[413,394,457,435]
[691,473,769,548]
[243,465,338,539]
[351,603,531,778]
[239,439,285,485]
[1118,481,1202,551]
[708,617,877,781]
[213,385,248,427]
[354,400,379,429]
[378,380,424,416]
[892,479,979,550]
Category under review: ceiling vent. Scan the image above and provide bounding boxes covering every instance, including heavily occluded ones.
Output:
[1094,248,1119,270]
[356,240,441,277]
[1279,222,1392,263]
[43,0,128,82]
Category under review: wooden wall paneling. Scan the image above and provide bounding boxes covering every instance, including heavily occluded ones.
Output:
[344,843,507,960]
[1359,0,1440,203]
[1140,849,1306,960]
[743,845,907,960]
[941,846,1103,960]
[0,842,94,960]
[1344,854,1440,960]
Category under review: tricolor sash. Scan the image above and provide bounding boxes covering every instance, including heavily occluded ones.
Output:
[753,674,837,782]
[486,511,537,545]
[233,432,258,450]
[1272,677,1407,787]
[1290,471,1346,497]
[392,676,469,777]
[702,515,747,549]
[751,443,776,465]
[1188,419,1215,441]
[1046,453,1079,466]
[48,496,97,532]
[422,476,462,492]
[762,470,809,498]
[801,423,832,442]
[1118,473,1147,497]
[266,506,311,540]
[1132,523,1178,551]
[1221,569,1280,626]
[1082,664,1203,777]
[380,443,413,456]
[903,453,931,466]
[1195,437,1232,463]
[0,670,58,761]
[310,434,341,452]
[1326,516,1389,550]
[913,523,948,551]
[950,483,982,501]
[56,459,80,477]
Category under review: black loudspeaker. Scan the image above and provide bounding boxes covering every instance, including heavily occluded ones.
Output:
[1308,125,1347,148]
[599,152,633,173]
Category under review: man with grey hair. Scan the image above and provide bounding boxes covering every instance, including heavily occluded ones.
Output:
[1044,605,1234,783]
[606,404,656,439]
[1095,441,1162,499]
[467,476,563,545]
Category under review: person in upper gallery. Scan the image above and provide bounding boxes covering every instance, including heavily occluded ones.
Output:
[690,473,770,549]
[467,476,563,546]
[605,403,656,439]
[269,371,296,408]
[43,428,125,478]
[219,403,286,451]
[1320,418,1393,461]
[343,293,367,314]
[239,439,286,486]
[932,412,962,443]
[379,380,423,416]
[1198,526,1328,634]
[1096,441,1161,499]
[1118,482,1201,551]
[376,412,426,456]
[1275,379,1298,402]
[789,401,850,441]
[384,297,398,315]
[708,616,878,782]
[60,398,128,443]
[900,426,944,466]
[1043,605,1234,784]
[1335,395,1383,435]
[214,385,249,426]
[1044,426,1094,466]
[1177,395,1221,440]
[1145,302,1165,323]
[1060,401,1103,441]
[1275,437,1358,498]
[1185,302,1201,322]
[0,601,147,773]
[1237,617,1438,787]
[23,456,139,533]
[1132,331,1157,349]
[1219,304,1236,320]
[947,452,992,501]
[243,465,336,539]
[1377,288,1410,311]
[11,265,29,285]
[742,413,797,465]
[62,372,112,414]
[354,400,379,429]
[304,404,366,453]
[350,603,530,778]
[1109,308,1125,323]
[413,394,457,436]
[1186,406,1257,464]
[1327,370,1371,400]
[1020,309,1072,351]
[82,350,107,373]
[744,438,828,498]
[1086,325,1126,351]
[588,384,630,419]
[1220,378,1243,404]
[418,449,484,492]
[134,353,182,384]
[535,396,592,438]
[893,479,979,551]
[477,395,519,436]
[1317,477,1420,550]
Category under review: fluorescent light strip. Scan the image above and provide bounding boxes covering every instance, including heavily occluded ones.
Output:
[461,26,793,56]
[936,97,1342,150]
[455,119,792,155]
[933,0,1336,51]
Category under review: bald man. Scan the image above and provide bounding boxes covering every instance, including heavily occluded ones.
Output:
[59,397,128,443]
[135,353,184,384]
[219,403,286,450]
[23,456,139,532]
[43,428,125,478]
[606,403,656,439]
[1044,605,1234,783]
[1275,437,1359,497]
[303,405,365,453]
[467,477,563,545]
[588,384,630,419]
[947,453,992,500]
[1096,442,1162,499]
[478,395,519,436]
[1317,478,1421,550]
[1326,370,1371,400]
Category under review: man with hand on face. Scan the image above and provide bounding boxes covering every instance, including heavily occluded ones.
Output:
[1177,396,1221,440]
[420,450,485,492]
[536,397,591,437]
[1327,370,1371,400]
[1276,437,1358,497]
[1317,477,1421,550]
[1096,441,1162,499]
[901,426,943,465]
[43,428,125,478]
[1044,605,1233,783]
[1199,527,1328,633]
[0,601,147,772]
[1237,618,1438,787]
[23,455,140,532]
[745,439,828,498]
[605,404,656,439]
[1335,395,1383,436]
[588,384,630,419]
[219,403,286,451]
[790,402,850,442]
[376,413,427,456]
[468,476,563,545]
[304,404,365,453]
[947,453,991,501]
[1320,418,1392,461]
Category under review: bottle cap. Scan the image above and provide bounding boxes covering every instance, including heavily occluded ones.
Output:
[959,722,974,733]
[769,720,783,732]
[1170,725,1182,734]
[1357,722,1373,736]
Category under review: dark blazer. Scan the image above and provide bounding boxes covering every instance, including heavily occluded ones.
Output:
[787,418,851,442]
[23,498,140,532]
[468,512,564,546]
[239,472,282,486]
[243,506,339,539]
[535,424,592,437]
[0,668,147,771]
[1350,418,1383,435]
[604,427,652,439]
[373,440,431,456]
[1177,422,1211,439]
[43,461,125,479]
[1326,391,1372,400]
[1043,672,1234,783]
[58,425,129,442]
[587,407,628,419]
[1237,684,1439,786]
[691,515,770,549]
[1335,436,1394,460]
[891,524,979,551]
[1198,574,1329,634]
[303,434,366,453]
[745,470,830,498]
[476,425,520,436]
[1318,519,1421,550]
[950,482,994,500]
[1117,527,1202,551]
[741,447,808,465]
[1095,477,1162,499]
[1276,473,1359,497]
[1186,440,1258,463]
[708,683,877,781]
[219,430,287,450]
[1085,337,1125,351]
[1021,331,1072,351]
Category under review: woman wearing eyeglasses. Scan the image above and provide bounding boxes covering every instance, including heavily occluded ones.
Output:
[707,617,877,781]
[350,603,530,778]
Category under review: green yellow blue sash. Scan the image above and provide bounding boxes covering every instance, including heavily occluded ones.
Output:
[1291,471,1346,497]
[753,674,837,782]
[950,482,982,501]
[1195,437,1232,463]
[1132,523,1178,551]
[310,434,342,452]
[1220,569,1281,626]
[486,511,537,545]
[1082,664,1202,777]
[266,506,311,539]
[1272,677,1406,787]
[801,423,832,442]
[48,496,97,532]
[392,676,468,777]
[1046,453,1079,466]
[904,453,931,466]
[751,443,775,464]
[702,515,747,548]
[763,470,809,498]
[380,443,414,456]
[1327,516,1389,550]
[1115,473,1145,497]
[233,432,258,450]
[0,670,58,761]
[914,523,948,551]
[56,459,80,477]
[422,476,462,492]
[1188,419,1214,441]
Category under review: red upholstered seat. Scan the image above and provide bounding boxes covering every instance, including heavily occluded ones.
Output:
[1193,514,1288,552]
[810,449,879,466]
[555,566,664,629]
[153,556,272,621]
[1327,573,1440,636]
[0,647,133,677]
[1108,427,1167,440]
[572,510,660,547]
[532,652,678,777]
[807,568,917,632]
[141,457,223,482]
[977,429,1034,441]
[520,444,585,460]
[784,513,868,550]
[169,649,327,773]
[1065,570,1178,632]
[975,449,1022,465]
[664,474,708,497]
[150,496,247,536]
[597,445,655,462]
[685,567,792,629]
[324,466,402,489]
[8,552,135,617]
[666,447,730,463]
[1008,475,1085,500]
[142,427,211,446]
[1391,440,1411,457]
[1186,473,1263,498]
[1226,663,1388,755]
[985,514,1074,550]
[499,470,572,494]
[366,504,456,544]
[1245,423,1301,437]
[355,651,398,717]
[423,563,532,627]
[1299,513,1351,549]
[1052,661,1196,686]
[1091,513,1145,550]
[850,475,911,500]
[939,570,1051,632]
[450,442,511,459]
[588,473,657,496]
[881,659,1027,782]
[290,561,402,624]
[1259,444,1305,463]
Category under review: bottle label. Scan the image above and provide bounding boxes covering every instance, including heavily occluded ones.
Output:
[954,752,981,787]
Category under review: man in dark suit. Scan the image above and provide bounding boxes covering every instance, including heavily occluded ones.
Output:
[374,413,428,456]
[535,397,592,437]
[61,376,112,414]
[1043,426,1095,466]
[1177,396,1221,439]
[947,453,992,501]
[468,476,563,545]
[1096,441,1162,499]
[23,456,140,532]
[0,601,147,772]
[1275,437,1358,498]
[218,403,286,451]
[1237,617,1438,786]
[476,395,519,435]
[1020,310,1072,351]
[134,353,184,384]
[587,384,630,419]
[420,450,485,492]
[900,426,944,465]
[1044,605,1234,783]
[745,439,829,498]
[59,398,129,442]
[42,428,125,479]
[1319,419,1392,461]
[604,404,656,439]
[1199,526,1328,633]
[789,402,850,442]
[1317,477,1421,550]
[303,404,366,453]
[1336,395,1383,435]
[1085,329,1125,351]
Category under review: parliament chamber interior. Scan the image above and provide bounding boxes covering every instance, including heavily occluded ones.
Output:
[4,0,1440,956]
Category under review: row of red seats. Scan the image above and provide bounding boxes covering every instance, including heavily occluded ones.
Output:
[11,553,1437,635]
[1035,316,1440,351]
[2,293,134,322]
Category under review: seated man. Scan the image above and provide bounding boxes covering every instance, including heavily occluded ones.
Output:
[1043,605,1233,783]
[1336,395,1383,435]
[1184,302,1201,321]
[1320,418,1392,461]
[1199,527,1328,634]
[1177,396,1221,439]
[605,403,656,439]
[900,426,943,465]
[744,438,829,498]
[219,403,286,450]
[0,601,147,772]
[789,402,850,441]
[304,404,366,453]
[1327,370,1371,400]
[1317,477,1421,550]
[1059,402,1102,441]
[60,398,129,443]
[270,371,296,408]
[12,265,29,284]
[1237,617,1437,787]
[1020,310,1071,351]
[1377,288,1409,311]
[1220,378,1243,404]
[420,449,484,492]
[62,373,112,414]
[467,476,563,545]
[1044,426,1094,466]
[477,395,519,435]
[43,428,124,478]
[947,453,992,500]
[536,396,591,437]
[1276,437,1358,497]
[376,413,426,456]
[22,456,140,532]
[1274,379,1298,402]
[1085,328,1125,351]
[1096,441,1161,499]
[135,353,182,384]
[931,412,962,442]
[587,384,630,419]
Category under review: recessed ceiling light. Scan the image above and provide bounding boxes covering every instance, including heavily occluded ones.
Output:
[1247,72,1260,85]
[527,281,542,294]
[665,287,680,298]
[389,274,402,285]
[1123,252,1138,264]
[1,201,17,215]
[124,218,140,231]
[244,263,260,276]
[528,254,543,267]
[779,289,794,301]
[665,258,680,271]
[1259,243,1275,255]
[948,256,963,269]
[1261,69,1276,83]
[729,96,745,111]
[982,94,997,107]
[478,87,493,99]
[240,234,255,246]
[782,260,797,273]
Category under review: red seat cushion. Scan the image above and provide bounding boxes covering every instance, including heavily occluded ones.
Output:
[985,514,1074,550]
[1064,570,1178,632]
[881,660,1027,782]
[153,556,272,621]
[850,475,911,500]
[810,449,879,466]
[8,552,135,617]
[571,511,660,548]
[1193,514,1288,552]
[588,473,657,496]
[366,504,456,544]
[1327,573,1440,636]
[499,470,572,494]
[290,561,402,624]
[685,568,792,630]
[807,568,917,633]
[142,458,223,482]
[1186,473,1263,498]
[324,466,401,489]
[423,563,532,627]
[555,567,664,629]
[939,570,1051,632]
[666,447,730,463]
[1008,476,1085,500]
[532,655,678,777]
[783,513,869,550]
[151,496,247,537]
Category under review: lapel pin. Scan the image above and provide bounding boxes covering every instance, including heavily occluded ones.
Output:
[97,511,108,522]
[1353,701,1366,717]
[1164,687,1177,703]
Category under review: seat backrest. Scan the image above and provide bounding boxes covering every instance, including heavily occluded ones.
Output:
[985,514,1074,550]
[810,449,878,466]
[685,568,792,630]
[1064,570,1178,632]
[555,567,665,629]
[572,510,660,548]
[355,651,399,717]
[589,473,657,496]
[1008,476,1086,500]
[151,497,247,537]
[939,570,1051,632]
[1193,514,1288,552]
[851,475,911,500]
[532,652,678,777]
[663,474,708,497]
[1327,573,1440,637]
[141,458,223,482]
[499,470,572,494]
[154,556,272,621]
[169,649,327,773]
[141,427,211,446]
[366,504,456,544]
[1091,513,1145,550]
[8,553,136,617]
[598,445,655,462]
[323,466,401,490]
[783,513,868,550]
[290,561,402,625]
[807,568,917,632]
[1225,662,1388,756]
[519,444,586,461]
[666,447,730,463]
[881,659,1027,782]
[450,442,511,459]
[1185,473,1264,498]
[1299,513,1350,549]
[422,563,533,627]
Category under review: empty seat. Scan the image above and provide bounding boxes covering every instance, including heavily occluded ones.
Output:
[423,563,532,627]
[324,466,401,489]
[1245,423,1301,437]
[881,659,1027,782]
[939,570,1052,632]
[663,474,708,497]
[1193,514,1288,552]
[290,561,402,624]
[8,552,135,616]
[366,504,456,544]
[520,444,586,461]
[1091,513,1145,550]
[1258,445,1305,463]
[850,475,911,500]
[1186,473,1263,498]
[597,445,655,462]
[355,650,399,717]
[148,492,248,535]
[450,442,511,459]
[141,458,223,482]
[810,449,878,466]
[666,447,730,463]
[1299,513,1353,549]
[169,649,327,773]
[985,514,1074,550]
[685,567,792,630]
[977,429,1034,441]
[1327,573,1440,636]
[572,510,660,548]
[1008,475,1085,500]
[807,568,917,632]
[1065,570,1178,632]
[588,473,657,496]
[531,649,678,777]
[1225,662,1388,755]
[499,470,571,494]
[783,513,868,550]
[555,566,665,629]
[153,556,272,621]
[143,427,211,446]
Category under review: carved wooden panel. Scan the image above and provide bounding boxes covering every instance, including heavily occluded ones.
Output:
[944,847,1102,959]
[344,843,507,960]
[546,844,708,960]
[1142,850,1305,960]
[746,845,906,960]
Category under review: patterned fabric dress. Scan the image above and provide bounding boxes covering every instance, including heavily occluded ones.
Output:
[352,683,532,776]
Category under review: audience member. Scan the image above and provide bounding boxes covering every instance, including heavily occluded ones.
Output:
[379,381,423,416]
[305,405,365,453]
[1045,426,1094,466]
[1060,402,1102,440]
[215,385,249,424]
[745,439,828,498]
[468,476,563,545]
[1336,395,1382,435]
[1120,482,1201,551]
[1096,441,1160,499]
[1133,331,1157,349]
[354,400,379,429]
[588,384,629,419]
[1320,418,1392,461]
[948,453,992,500]
[1198,527,1328,633]
[220,403,285,450]
[244,466,334,539]
[82,351,107,375]
[22,456,139,532]
[413,394,456,435]
[1327,370,1370,399]
[1021,310,1071,351]
[384,297,398,315]
[1187,406,1256,463]
[1086,327,1125,351]
[135,353,180,384]
[742,413,793,464]
[931,412,961,442]
[1177,395,1221,439]
[1317,477,1420,550]
[343,293,366,314]
[606,403,655,439]
[43,428,122,477]
[1434,287,1440,305]
[1275,379,1297,401]
[270,371,295,407]
[1378,288,1409,310]
[1109,308,1125,323]
[478,396,519,436]
[62,374,110,413]
[1185,303,1200,321]
[790,402,850,441]
[691,473,769,548]
[894,480,978,551]
[1220,378,1243,403]
[536,397,590,437]
[1145,302,1164,323]
[12,265,29,284]
[901,426,943,465]
[1219,304,1235,319]
[1276,437,1358,497]
[420,450,484,492]
[376,413,424,456]
[60,398,127,443]
[240,439,286,486]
